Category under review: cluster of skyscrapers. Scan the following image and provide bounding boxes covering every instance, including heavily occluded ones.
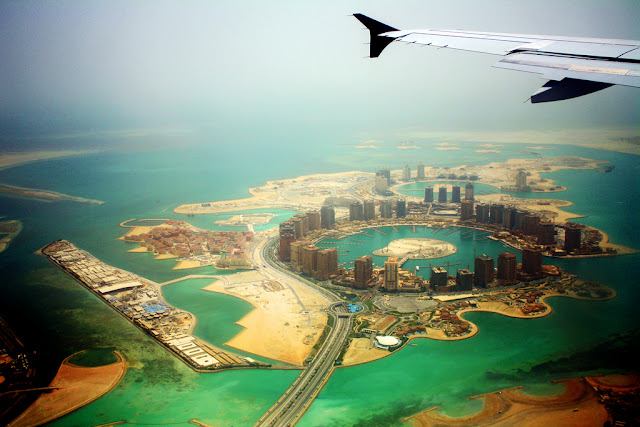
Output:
[278,208,339,280]
[424,183,474,204]
[342,247,546,293]
[276,164,588,292]
[404,162,426,181]
[344,255,423,292]
[427,238,556,293]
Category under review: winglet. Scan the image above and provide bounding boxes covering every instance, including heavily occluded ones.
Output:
[353,13,398,58]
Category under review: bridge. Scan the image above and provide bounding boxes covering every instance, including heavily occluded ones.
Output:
[254,303,356,427]
[252,238,364,426]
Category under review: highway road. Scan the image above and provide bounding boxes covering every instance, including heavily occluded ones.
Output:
[252,237,357,427]
[254,304,352,427]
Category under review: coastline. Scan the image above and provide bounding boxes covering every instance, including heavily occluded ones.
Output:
[173,170,371,215]
[404,376,612,426]
[202,271,330,366]
[340,286,616,366]
[0,183,104,205]
[7,350,126,427]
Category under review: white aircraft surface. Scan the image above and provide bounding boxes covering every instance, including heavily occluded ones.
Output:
[354,13,640,103]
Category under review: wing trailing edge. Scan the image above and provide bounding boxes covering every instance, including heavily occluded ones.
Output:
[353,13,640,102]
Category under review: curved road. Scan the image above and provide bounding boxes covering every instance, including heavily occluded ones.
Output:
[252,237,358,426]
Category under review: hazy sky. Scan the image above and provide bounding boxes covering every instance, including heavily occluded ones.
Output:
[1,0,638,150]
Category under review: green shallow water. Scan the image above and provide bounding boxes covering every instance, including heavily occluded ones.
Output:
[0,142,639,426]
[162,278,281,364]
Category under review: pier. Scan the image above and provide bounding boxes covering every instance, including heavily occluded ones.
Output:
[433,226,447,234]
[372,228,388,236]
[445,227,460,235]
[323,241,362,246]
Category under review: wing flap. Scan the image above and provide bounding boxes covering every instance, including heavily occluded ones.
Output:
[495,53,640,87]
[536,41,636,58]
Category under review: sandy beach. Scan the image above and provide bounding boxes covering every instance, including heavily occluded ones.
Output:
[8,351,126,427]
[202,271,330,366]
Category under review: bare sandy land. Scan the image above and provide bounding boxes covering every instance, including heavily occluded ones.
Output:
[475,149,501,153]
[203,271,330,365]
[173,260,201,270]
[372,238,457,259]
[480,156,605,193]
[341,338,390,366]
[9,351,126,427]
[406,378,608,426]
[479,193,581,223]
[127,246,151,253]
[119,226,155,240]
[155,254,177,260]
[174,171,369,214]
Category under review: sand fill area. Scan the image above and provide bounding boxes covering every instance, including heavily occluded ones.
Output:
[406,377,608,426]
[203,271,330,366]
[9,351,126,427]
[373,238,457,259]
[174,171,369,214]
[341,338,390,366]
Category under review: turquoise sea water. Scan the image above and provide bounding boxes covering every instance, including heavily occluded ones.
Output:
[0,141,639,426]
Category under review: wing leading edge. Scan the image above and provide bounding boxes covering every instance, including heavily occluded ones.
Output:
[354,13,640,103]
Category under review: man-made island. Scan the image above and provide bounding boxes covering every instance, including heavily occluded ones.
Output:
[120,219,252,270]
[26,154,634,426]
[405,373,640,427]
[7,351,126,427]
[40,240,264,371]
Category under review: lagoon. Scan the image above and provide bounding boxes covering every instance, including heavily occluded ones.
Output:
[0,142,638,425]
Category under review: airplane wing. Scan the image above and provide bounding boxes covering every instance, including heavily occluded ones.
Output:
[354,13,640,103]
